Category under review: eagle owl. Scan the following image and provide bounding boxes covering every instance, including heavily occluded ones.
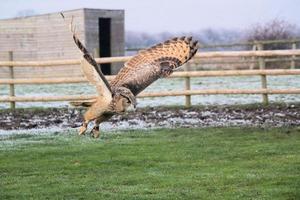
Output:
[68,19,198,138]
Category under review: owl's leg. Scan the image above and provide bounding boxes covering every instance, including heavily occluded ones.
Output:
[91,119,101,138]
[78,120,89,135]
[90,114,113,138]
[78,108,96,135]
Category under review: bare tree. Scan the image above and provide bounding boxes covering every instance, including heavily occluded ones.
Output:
[245,19,298,50]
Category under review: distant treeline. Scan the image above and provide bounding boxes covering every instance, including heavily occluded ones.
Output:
[125,29,242,49]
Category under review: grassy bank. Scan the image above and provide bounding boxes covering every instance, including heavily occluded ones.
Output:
[0,127,299,199]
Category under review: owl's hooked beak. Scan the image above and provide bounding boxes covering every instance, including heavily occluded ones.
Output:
[126,103,136,112]
[127,96,137,111]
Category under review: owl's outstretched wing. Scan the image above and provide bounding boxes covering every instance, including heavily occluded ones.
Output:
[80,57,112,101]
[110,36,198,96]
[61,13,112,100]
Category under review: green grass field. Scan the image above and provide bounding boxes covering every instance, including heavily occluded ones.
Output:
[0,127,299,199]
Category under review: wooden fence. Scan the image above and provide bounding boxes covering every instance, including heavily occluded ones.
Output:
[201,39,300,70]
[0,48,300,108]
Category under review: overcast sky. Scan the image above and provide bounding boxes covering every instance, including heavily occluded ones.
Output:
[0,0,299,33]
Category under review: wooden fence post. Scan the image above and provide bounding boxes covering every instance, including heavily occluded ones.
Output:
[291,42,296,69]
[184,63,191,107]
[250,43,257,70]
[8,51,15,109]
[257,43,269,105]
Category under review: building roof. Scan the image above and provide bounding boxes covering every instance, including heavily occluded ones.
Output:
[0,8,124,21]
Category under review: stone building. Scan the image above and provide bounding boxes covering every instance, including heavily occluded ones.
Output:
[0,8,125,78]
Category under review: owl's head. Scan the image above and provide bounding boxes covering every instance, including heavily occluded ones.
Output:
[112,87,137,113]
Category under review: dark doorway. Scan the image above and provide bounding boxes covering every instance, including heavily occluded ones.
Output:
[98,18,111,75]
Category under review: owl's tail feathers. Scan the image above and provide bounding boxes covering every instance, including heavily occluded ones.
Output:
[69,99,96,107]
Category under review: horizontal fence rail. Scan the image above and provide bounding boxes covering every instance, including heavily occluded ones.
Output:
[1,89,300,103]
[1,49,300,67]
[0,69,300,85]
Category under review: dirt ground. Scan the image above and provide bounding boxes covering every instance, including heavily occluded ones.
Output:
[0,103,299,131]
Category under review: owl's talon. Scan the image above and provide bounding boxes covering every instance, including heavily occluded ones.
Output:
[91,126,100,138]
[78,126,87,135]
[92,130,100,138]
[78,122,88,135]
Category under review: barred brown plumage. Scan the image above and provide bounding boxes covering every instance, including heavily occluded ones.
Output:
[110,36,199,95]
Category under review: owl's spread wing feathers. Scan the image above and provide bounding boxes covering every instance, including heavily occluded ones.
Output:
[61,13,112,99]
[110,36,198,95]
[80,57,112,101]
[72,30,112,98]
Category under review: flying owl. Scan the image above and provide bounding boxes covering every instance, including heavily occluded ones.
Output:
[66,16,198,138]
